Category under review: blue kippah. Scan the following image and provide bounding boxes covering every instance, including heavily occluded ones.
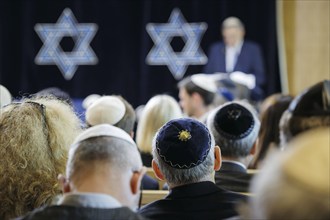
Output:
[155,118,212,169]
[213,103,255,140]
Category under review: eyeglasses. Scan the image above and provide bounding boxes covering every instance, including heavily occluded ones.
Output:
[4,101,53,160]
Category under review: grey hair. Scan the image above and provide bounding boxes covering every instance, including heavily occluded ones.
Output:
[152,135,216,186]
[66,136,142,181]
[207,101,260,158]
[222,17,245,30]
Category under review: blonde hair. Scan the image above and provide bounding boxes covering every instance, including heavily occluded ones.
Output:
[136,95,182,154]
[0,97,82,219]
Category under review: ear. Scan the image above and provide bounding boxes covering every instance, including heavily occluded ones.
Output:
[130,166,146,195]
[58,174,71,193]
[250,140,257,155]
[152,159,165,181]
[214,146,222,171]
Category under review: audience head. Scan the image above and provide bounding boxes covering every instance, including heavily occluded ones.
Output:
[250,94,293,168]
[62,124,145,210]
[0,97,81,219]
[36,87,72,106]
[280,80,330,146]
[136,95,182,155]
[207,101,260,160]
[221,17,245,47]
[247,128,330,220]
[152,118,221,188]
[178,74,217,118]
[82,94,101,109]
[85,95,136,135]
[0,84,12,108]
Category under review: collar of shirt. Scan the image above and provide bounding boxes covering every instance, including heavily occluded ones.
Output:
[57,192,122,209]
[221,160,247,170]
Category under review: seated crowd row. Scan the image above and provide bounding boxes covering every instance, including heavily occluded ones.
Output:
[0,77,329,220]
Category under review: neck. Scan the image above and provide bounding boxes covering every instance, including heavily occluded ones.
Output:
[168,174,214,190]
[70,171,133,208]
[222,156,250,168]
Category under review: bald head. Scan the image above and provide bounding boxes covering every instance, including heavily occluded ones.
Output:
[221,17,245,47]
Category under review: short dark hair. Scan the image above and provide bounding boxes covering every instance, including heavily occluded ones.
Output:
[178,77,215,106]
[113,96,136,134]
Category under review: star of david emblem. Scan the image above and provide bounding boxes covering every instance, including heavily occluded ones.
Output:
[35,8,98,80]
[146,8,208,80]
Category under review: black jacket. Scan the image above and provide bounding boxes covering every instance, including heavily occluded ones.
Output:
[138,181,245,220]
[215,161,253,193]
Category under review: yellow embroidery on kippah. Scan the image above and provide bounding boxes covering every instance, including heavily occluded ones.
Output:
[178,130,191,141]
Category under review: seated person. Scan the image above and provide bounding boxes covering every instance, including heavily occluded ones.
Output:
[245,128,329,219]
[85,95,158,190]
[0,97,82,219]
[249,94,292,169]
[207,101,260,192]
[139,118,245,220]
[280,80,330,146]
[178,74,217,122]
[17,124,148,220]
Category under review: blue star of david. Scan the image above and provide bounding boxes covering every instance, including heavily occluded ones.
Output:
[35,8,98,80]
[146,8,208,80]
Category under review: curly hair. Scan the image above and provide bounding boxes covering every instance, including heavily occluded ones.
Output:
[0,97,82,219]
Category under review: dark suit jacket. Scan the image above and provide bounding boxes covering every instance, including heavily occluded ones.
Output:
[138,181,245,220]
[204,40,265,100]
[141,152,153,167]
[16,206,148,220]
[142,175,159,190]
[215,161,253,193]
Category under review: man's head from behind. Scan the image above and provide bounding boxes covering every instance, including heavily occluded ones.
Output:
[60,124,145,210]
[178,74,217,117]
[85,95,136,135]
[207,101,260,160]
[280,80,330,146]
[151,118,221,189]
[221,17,245,47]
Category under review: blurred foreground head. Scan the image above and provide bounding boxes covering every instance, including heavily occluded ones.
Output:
[0,97,82,219]
[248,128,330,220]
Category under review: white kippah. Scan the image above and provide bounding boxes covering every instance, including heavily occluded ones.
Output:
[0,85,12,108]
[191,74,217,93]
[82,94,101,109]
[85,96,126,126]
[73,124,136,147]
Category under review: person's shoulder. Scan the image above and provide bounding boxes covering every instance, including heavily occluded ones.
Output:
[215,185,248,200]
[117,207,150,220]
[14,206,61,220]
[139,199,163,213]
[209,41,224,49]
[243,40,261,50]
[138,197,173,215]
[16,206,149,220]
